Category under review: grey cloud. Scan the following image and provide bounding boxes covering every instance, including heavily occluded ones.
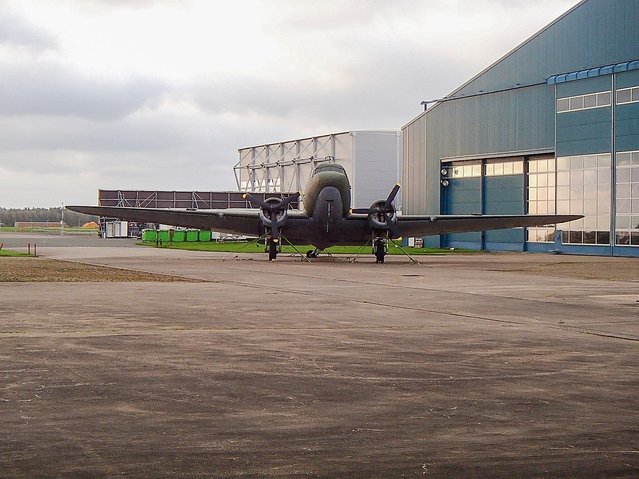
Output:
[0,9,58,50]
[0,111,203,156]
[189,38,471,131]
[0,61,168,120]
[0,98,300,207]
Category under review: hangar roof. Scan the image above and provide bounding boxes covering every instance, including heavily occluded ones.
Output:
[406,0,639,128]
[547,59,639,84]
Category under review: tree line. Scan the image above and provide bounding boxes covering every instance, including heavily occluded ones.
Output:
[0,208,98,227]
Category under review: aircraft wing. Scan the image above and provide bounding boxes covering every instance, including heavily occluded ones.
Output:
[395,214,582,237]
[66,205,305,237]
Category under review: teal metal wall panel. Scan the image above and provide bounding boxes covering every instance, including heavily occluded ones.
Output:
[444,179,481,209]
[484,176,525,243]
[443,178,481,243]
[615,103,639,152]
[556,75,612,97]
[616,69,639,88]
[556,107,612,156]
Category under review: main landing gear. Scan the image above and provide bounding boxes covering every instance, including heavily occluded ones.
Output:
[373,238,387,264]
[267,238,279,261]
[264,235,310,262]
[306,248,321,258]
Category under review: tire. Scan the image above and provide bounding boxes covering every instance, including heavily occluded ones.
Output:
[268,241,278,261]
[374,240,385,264]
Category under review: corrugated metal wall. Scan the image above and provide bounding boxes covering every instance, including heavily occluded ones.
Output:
[351,131,402,209]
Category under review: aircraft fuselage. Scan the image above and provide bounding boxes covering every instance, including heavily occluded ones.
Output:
[265,164,374,249]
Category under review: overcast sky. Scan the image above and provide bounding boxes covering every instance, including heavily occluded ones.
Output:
[0,0,581,208]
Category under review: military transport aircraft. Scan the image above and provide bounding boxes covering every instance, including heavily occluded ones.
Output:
[67,163,581,263]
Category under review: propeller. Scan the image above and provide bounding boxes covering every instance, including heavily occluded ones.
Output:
[243,192,300,240]
[351,184,400,231]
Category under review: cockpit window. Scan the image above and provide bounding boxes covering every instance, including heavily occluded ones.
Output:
[313,163,345,175]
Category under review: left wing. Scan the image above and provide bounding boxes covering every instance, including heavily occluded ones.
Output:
[66,205,307,237]
[395,214,581,237]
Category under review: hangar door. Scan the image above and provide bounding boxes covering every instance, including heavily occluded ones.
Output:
[441,158,525,251]
[441,161,482,249]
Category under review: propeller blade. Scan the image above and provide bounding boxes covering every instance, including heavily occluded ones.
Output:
[383,184,400,210]
[243,193,270,210]
[278,192,300,210]
[270,211,280,238]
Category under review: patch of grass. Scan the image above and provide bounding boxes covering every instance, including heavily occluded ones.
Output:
[0,249,31,257]
[138,240,475,255]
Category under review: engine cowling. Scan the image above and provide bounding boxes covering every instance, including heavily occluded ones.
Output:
[367,199,397,231]
[258,197,289,230]
[243,192,300,240]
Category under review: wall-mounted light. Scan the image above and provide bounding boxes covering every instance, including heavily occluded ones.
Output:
[441,179,450,187]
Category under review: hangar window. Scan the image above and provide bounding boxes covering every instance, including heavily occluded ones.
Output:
[583,94,597,108]
[557,91,611,113]
[615,150,639,246]
[557,98,569,112]
[597,92,611,106]
[616,86,639,105]
[556,153,611,245]
[527,157,556,242]
[447,162,481,178]
[569,96,584,110]
[485,159,523,176]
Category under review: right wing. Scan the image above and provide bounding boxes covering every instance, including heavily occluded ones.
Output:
[395,214,582,237]
[67,205,297,237]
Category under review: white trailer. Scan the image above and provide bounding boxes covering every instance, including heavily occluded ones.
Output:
[233,130,402,210]
[104,221,128,238]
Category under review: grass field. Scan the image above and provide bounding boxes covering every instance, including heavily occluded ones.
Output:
[139,240,473,256]
[0,249,32,257]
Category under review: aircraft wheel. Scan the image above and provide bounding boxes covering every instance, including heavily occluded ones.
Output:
[306,249,319,258]
[268,241,278,261]
[374,240,385,264]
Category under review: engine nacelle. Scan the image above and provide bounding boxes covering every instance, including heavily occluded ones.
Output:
[258,197,289,229]
[367,199,397,230]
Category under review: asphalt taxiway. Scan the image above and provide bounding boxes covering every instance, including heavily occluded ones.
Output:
[1,233,638,477]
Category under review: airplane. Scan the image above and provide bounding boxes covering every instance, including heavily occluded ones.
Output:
[67,163,582,263]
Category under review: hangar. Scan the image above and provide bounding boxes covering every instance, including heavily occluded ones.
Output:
[402,0,639,256]
[233,130,402,211]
